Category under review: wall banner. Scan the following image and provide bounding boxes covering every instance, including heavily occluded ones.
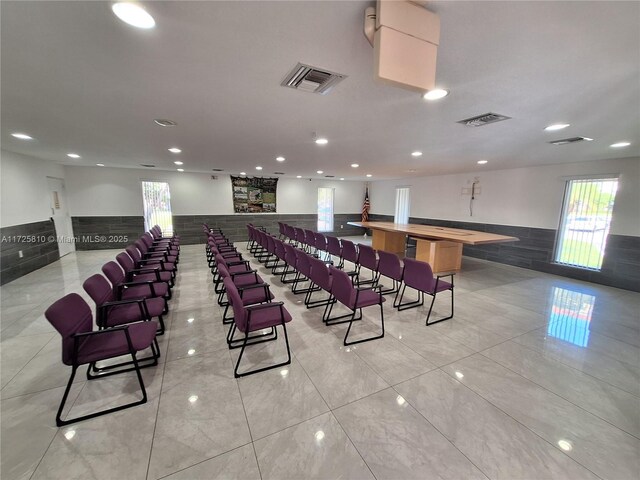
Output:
[231,176,278,213]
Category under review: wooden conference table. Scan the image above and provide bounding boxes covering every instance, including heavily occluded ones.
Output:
[348,221,519,273]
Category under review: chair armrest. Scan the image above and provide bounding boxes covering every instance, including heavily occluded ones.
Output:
[72,325,133,365]
[98,298,149,325]
[225,260,250,267]
[131,268,162,281]
[120,280,158,297]
[246,301,284,312]
[237,282,270,292]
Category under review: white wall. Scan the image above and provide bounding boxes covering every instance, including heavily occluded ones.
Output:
[370,157,640,237]
[64,166,366,216]
[0,150,66,228]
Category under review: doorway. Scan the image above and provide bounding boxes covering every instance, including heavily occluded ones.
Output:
[46,177,75,257]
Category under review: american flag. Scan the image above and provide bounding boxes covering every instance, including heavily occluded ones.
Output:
[361,187,370,222]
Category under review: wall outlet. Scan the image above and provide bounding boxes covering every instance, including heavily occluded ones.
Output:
[461,187,472,195]
[474,186,482,195]
[18,250,24,258]
[340,224,344,229]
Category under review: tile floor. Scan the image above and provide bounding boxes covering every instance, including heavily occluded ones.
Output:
[1,238,639,480]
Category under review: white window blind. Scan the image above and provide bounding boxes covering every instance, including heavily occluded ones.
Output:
[394,187,410,224]
[554,177,618,270]
[141,181,174,235]
[317,187,334,232]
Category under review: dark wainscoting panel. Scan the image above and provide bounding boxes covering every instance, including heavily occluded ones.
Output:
[367,214,639,292]
[0,220,59,285]
[174,213,365,244]
[71,216,145,250]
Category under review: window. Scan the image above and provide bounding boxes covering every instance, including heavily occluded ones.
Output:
[141,181,174,235]
[394,187,410,224]
[317,187,334,232]
[554,177,618,270]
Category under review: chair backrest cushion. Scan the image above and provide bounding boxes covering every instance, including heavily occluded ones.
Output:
[45,293,94,365]
[402,258,436,292]
[377,251,403,281]
[329,265,354,308]
[83,273,115,306]
[102,261,125,287]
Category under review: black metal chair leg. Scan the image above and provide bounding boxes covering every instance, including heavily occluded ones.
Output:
[425,289,455,326]
[344,302,385,346]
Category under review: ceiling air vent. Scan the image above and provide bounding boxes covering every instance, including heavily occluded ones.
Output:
[281,63,347,95]
[549,136,593,145]
[140,164,155,168]
[274,172,285,175]
[324,175,335,178]
[211,168,224,172]
[457,112,511,127]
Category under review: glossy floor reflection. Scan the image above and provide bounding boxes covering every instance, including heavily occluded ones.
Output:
[1,240,638,480]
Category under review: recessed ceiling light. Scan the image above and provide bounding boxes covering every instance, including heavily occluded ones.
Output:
[296,175,302,178]
[340,178,345,181]
[411,151,422,157]
[96,163,105,167]
[177,168,184,172]
[317,170,323,174]
[315,138,328,145]
[168,147,181,154]
[422,89,449,100]
[256,166,263,170]
[240,172,246,175]
[477,160,488,165]
[112,2,156,29]
[544,123,570,131]
[366,174,372,178]
[174,161,183,165]
[11,132,33,140]
[188,395,198,403]
[67,153,81,159]
[610,141,631,148]
[276,156,285,162]
[153,119,177,127]
[351,163,359,168]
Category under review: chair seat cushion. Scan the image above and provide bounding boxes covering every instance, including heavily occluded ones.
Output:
[243,305,292,332]
[240,287,274,306]
[76,321,158,364]
[121,282,169,299]
[433,280,453,293]
[228,263,250,274]
[233,273,264,287]
[352,289,385,309]
[104,297,165,327]
[147,253,177,263]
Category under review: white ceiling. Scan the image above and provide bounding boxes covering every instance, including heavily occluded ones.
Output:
[1,1,639,180]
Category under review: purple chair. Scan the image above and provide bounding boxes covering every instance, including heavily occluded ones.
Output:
[397,258,454,326]
[101,261,170,313]
[356,244,378,287]
[376,250,404,303]
[116,252,174,289]
[215,261,264,307]
[224,277,292,377]
[213,253,252,292]
[126,245,176,278]
[281,243,299,284]
[44,293,158,426]
[292,249,319,295]
[277,221,286,240]
[326,236,342,266]
[216,261,274,326]
[135,239,177,265]
[326,266,385,345]
[303,229,316,254]
[141,233,179,258]
[271,239,288,275]
[339,239,359,279]
[306,256,336,310]
[314,232,329,262]
[83,273,167,335]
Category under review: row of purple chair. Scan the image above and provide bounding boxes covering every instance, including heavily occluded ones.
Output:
[275,222,455,326]
[248,224,386,346]
[43,225,180,426]
[204,225,292,377]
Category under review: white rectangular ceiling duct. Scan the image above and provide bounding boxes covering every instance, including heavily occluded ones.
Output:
[373,0,440,93]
